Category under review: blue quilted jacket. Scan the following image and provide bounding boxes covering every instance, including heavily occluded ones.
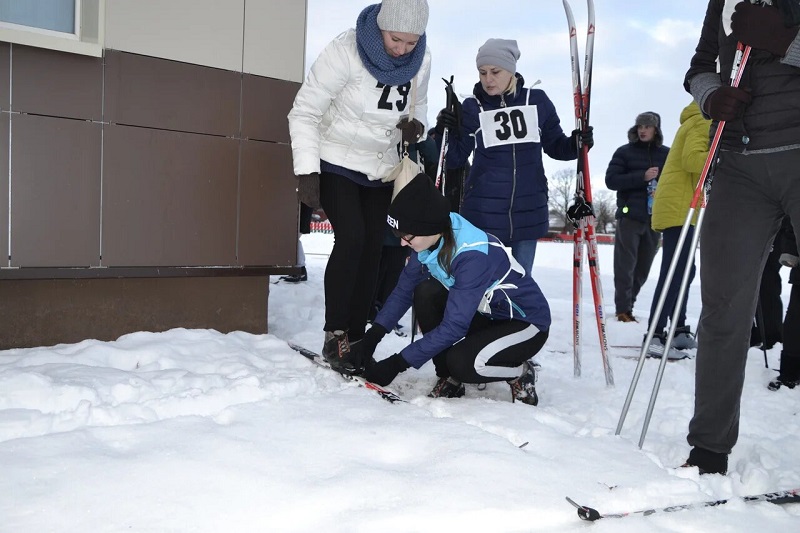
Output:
[446,74,578,243]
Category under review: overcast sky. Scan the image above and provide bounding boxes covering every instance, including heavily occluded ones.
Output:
[304,0,710,190]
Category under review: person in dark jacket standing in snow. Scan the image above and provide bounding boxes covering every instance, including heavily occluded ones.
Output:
[682,0,800,476]
[354,174,551,405]
[437,38,592,276]
[605,112,670,323]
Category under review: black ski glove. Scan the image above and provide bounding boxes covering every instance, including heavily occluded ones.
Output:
[731,2,799,57]
[703,86,752,122]
[297,173,321,209]
[397,117,425,144]
[363,353,410,386]
[434,99,462,136]
[571,126,594,150]
[353,324,388,369]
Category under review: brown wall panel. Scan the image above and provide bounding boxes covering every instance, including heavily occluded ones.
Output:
[104,50,241,137]
[238,140,297,265]
[241,75,299,143]
[0,114,7,265]
[10,114,101,267]
[12,45,103,121]
[102,124,239,266]
[0,43,8,111]
[0,277,269,349]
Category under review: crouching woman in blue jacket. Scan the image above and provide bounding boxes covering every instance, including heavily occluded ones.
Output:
[357,173,551,405]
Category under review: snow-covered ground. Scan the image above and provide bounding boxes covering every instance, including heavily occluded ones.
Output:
[1,233,798,532]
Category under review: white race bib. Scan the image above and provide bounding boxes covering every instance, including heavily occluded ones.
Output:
[478,104,540,148]
[367,80,413,117]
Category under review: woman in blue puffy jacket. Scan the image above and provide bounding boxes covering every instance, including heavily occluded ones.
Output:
[356,173,551,405]
[437,38,592,275]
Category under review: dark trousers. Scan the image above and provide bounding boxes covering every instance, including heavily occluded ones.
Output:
[780,283,800,380]
[613,217,660,314]
[750,244,783,348]
[689,148,800,454]
[319,172,393,340]
[370,244,409,321]
[648,225,696,333]
[413,279,548,383]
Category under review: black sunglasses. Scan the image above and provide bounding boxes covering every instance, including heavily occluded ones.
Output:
[391,228,415,244]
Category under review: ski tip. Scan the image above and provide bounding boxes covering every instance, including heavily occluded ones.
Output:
[565,497,602,521]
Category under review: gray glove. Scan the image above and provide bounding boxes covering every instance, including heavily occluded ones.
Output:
[779,253,799,268]
[297,173,321,209]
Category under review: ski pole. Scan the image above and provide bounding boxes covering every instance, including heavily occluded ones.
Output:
[756,298,769,368]
[616,43,751,440]
[637,208,705,447]
[434,76,456,192]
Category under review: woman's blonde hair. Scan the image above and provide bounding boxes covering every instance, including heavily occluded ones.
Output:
[504,74,517,95]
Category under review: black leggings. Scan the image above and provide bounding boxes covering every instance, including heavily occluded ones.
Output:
[320,172,393,340]
[413,279,548,383]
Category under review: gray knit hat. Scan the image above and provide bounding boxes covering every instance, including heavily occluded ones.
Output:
[476,38,520,73]
[377,0,429,36]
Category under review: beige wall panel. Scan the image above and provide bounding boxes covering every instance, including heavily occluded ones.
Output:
[243,0,306,82]
[105,0,245,72]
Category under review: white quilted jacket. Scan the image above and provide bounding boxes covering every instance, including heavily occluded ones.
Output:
[288,29,431,181]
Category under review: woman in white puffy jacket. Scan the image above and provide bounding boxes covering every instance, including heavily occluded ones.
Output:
[288,0,431,371]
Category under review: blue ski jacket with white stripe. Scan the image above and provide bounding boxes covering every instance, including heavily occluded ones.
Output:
[374,213,551,368]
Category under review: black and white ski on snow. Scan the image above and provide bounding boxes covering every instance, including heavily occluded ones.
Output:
[566,488,800,521]
[288,342,405,404]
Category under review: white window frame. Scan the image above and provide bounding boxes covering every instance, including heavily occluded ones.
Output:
[0,0,104,57]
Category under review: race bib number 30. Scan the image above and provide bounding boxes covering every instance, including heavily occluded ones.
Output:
[479,105,540,148]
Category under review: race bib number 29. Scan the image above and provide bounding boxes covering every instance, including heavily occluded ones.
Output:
[479,105,540,148]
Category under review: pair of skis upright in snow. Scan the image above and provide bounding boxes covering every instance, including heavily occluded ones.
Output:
[563,0,613,386]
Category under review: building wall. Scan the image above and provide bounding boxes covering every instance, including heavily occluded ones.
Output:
[0,1,307,348]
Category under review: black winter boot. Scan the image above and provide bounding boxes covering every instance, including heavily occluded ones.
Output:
[683,447,728,475]
[769,352,800,390]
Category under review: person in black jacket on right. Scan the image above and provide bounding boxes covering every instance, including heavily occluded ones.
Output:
[605,112,670,323]
[682,0,800,476]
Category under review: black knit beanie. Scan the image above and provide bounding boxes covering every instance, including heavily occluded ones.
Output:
[387,173,450,236]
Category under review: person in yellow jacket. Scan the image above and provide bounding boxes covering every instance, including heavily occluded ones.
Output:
[645,101,711,358]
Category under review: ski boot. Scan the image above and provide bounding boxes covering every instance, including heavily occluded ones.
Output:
[322,330,361,375]
[509,361,538,406]
[428,377,465,398]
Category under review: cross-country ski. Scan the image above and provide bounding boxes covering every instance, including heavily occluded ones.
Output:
[288,342,406,403]
[566,488,800,521]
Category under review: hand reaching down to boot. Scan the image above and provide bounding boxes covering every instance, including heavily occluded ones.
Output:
[363,353,410,386]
